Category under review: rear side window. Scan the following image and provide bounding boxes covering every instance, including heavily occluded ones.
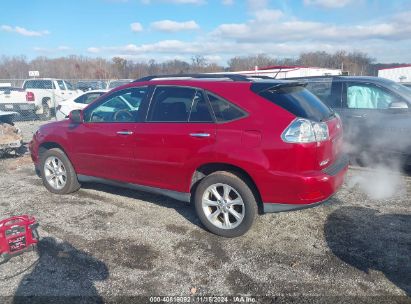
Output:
[23,80,54,90]
[148,87,194,122]
[207,93,246,122]
[74,92,104,104]
[189,91,213,122]
[259,86,333,122]
[305,81,331,103]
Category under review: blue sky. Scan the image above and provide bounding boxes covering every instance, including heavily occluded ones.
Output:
[1,0,411,65]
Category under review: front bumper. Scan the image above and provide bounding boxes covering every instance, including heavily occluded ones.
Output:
[0,140,22,151]
[262,154,349,213]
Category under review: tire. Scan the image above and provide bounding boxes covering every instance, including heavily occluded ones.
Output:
[40,148,80,194]
[40,101,51,120]
[194,171,257,238]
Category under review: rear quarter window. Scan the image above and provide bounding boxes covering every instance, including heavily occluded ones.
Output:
[206,93,247,122]
[259,86,334,122]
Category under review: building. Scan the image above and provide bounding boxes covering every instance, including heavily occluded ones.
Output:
[378,65,411,83]
[220,65,342,79]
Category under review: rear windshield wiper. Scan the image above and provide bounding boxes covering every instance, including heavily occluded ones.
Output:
[250,82,307,94]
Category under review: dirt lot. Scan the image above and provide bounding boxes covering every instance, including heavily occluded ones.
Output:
[0,121,409,303]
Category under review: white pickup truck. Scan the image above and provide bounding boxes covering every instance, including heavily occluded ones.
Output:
[0,83,36,115]
[22,78,79,119]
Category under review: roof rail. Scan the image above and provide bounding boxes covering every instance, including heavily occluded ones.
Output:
[134,73,251,82]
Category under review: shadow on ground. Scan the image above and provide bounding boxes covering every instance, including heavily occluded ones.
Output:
[13,237,109,304]
[80,182,202,229]
[325,206,411,296]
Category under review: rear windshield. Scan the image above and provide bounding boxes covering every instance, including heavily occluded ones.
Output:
[259,86,334,122]
[23,80,54,90]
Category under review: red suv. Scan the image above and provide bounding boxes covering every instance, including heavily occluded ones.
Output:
[29,74,348,237]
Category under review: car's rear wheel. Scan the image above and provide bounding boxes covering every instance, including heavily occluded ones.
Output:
[40,148,80,194]
[194,171,257,237]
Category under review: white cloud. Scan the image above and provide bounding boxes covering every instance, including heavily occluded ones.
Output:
[130,22,143,32]
[87,47,101,53]
[304,0,353,9]
[212,9,411,43]
[57,46,71,51]
[222,0,234,5]
[86,8,411,64]
[247,0,269,11]
[254,9,283,22]
[1,25,49,37]
[151,20,199,32]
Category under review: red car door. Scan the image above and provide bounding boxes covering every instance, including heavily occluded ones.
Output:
[69,87,148,182]
[133,86,216,192]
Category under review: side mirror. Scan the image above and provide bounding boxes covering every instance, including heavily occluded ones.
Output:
[69,110,83,124]
[389,101,408,109]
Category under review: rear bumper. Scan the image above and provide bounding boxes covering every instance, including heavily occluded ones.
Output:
[262,154,349,213]
[0,103,35,112]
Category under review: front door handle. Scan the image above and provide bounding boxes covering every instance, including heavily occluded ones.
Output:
[117,130,133,135]
[190,133,210,138]
[349,114,367,118]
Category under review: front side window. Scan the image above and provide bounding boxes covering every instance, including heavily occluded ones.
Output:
[207,93,246,122]
[64,81,74,90]
[346,83,397,109]
[84,87,147,123]
[57,80,66,90]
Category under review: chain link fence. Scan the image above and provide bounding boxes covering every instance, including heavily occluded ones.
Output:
[0,79,132,121]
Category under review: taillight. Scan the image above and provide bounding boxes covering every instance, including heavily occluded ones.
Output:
[26,91,35,102]
[281,118,329,143]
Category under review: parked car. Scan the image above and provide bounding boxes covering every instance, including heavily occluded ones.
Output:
[293,76,411,165]
[22,79,80,119]
[76,81,107,92]
[0,84,36,116]
[29,74,348,237]
[56,90,108,120]
[0,110,23,155]
[107,79,132,89]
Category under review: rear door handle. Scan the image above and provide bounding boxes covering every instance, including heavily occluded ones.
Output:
[117,130,134,135]
[190,133,210,138]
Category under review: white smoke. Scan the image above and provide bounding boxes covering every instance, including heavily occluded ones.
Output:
[348,164,407,200]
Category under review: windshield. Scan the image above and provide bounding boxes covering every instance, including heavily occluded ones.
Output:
[387,82,411,101]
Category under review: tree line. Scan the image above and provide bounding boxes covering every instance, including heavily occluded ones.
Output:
[0,51,405,81]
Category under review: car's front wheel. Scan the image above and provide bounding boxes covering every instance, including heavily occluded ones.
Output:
[194,171,257,237]
[40,148,80,194]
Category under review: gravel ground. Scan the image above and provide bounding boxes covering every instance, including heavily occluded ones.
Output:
[0,120,409,303]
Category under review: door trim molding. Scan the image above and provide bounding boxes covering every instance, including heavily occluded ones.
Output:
[77,175,191,202]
